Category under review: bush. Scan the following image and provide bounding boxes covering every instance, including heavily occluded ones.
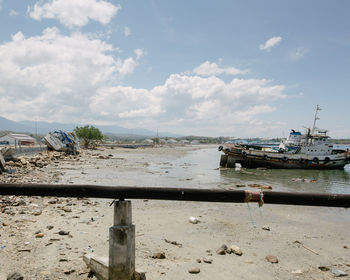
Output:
[74,125,103,148]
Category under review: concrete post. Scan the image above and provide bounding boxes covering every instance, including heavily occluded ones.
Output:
[109,200,135,280]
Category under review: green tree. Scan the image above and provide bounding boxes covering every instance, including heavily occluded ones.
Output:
[74,125,103,148]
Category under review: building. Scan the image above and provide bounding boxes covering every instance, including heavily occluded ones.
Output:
[0,133,36,146]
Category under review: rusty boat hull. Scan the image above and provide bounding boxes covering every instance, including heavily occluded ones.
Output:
[219,144,350,169]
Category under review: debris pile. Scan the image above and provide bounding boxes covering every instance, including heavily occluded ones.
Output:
[44,130,79,154]
[0,150,81,183]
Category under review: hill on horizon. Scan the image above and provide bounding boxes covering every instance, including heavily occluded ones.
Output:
[0,116,180,138]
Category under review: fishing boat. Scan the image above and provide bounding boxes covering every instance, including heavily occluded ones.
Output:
[219,106,350,169]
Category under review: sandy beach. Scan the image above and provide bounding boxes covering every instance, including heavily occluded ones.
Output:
[1,145,350,279]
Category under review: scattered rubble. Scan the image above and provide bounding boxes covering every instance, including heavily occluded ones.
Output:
[188,267,200,274]
[229,245,243,256]
[189,216,200,224]
[164,238,182,248]
[203,257,213,264]
[152,252,166,259]
[216,244,228,255]
[265,255,279,263]
[247,183,272,190]
[330,267,348,277]
[292,178,317,183]
[7,272,24,280]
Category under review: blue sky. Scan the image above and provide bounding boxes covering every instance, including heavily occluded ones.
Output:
[0,0,349,137]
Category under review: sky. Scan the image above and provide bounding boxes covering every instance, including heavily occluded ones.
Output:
[0,0,350,138]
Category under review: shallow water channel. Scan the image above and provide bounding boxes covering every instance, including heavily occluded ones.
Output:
[149,146,350,194]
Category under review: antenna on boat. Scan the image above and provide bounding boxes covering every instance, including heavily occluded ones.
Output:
[311,105,321,134]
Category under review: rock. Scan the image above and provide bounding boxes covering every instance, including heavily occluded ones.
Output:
[216,244,227,255]
[189,216,200,224]
[35,233,45,238]
[33,210,42,216]
[2,222,9,226]
[318,266,330,271]
[248,183,272,190]
[135,270,146,280]
[64,269,75,275]
[46,225,54,230]
[188,267,200,274]
[195,258,201,263]
[152,252,166,259]
[229,245,243,256]
[17,200,26,206]
[7,272,24,280]
[58,230,69,235]
[35,160,44,168]
[292,270,303,275]
[265,255,278,263]
[203,257,213,264]
[262,226,270,231]
[330,268,348,277]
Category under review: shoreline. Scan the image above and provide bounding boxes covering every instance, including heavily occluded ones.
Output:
[0,145,349,279]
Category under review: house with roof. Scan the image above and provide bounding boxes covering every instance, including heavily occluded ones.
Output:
[0,133,36,146]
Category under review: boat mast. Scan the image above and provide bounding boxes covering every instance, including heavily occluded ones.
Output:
[311,105,321,135]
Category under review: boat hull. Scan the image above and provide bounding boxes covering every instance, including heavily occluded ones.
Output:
[219,145,350,169]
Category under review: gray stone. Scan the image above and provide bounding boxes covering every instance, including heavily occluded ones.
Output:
[265,255,278,263]
[229,245,243,256]
[318,265,330,271]
[203,257,213,264]
[188,267,200,274]
[330,268,348,277]
[7,272,24,280]
[216,244,227,255]
[152,252,166,259]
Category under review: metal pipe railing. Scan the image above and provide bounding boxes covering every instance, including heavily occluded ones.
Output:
[0,183,349,208]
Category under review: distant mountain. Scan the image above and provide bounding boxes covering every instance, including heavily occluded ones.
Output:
[0,116,180,138]
[0,116,33,133]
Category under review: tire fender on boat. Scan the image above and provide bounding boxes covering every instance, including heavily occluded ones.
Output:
[218,145,223,151]
[282,156,288,162]
[324,157,330,164]
[313,157,319,164]
[242,151,247,157]
[262,154,268,160]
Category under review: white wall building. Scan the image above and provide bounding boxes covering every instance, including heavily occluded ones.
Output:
[0,133,36,146]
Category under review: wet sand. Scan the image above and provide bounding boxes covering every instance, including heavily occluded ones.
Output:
[0,145,350,279]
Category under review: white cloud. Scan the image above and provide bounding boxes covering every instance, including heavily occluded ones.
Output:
[90,72,286,136]
[192,61,247,76]
[134,49,143,59]
[116,57,137,75]
[124,26,131,37]
[28,0,120,28]
[0,28,137,123]
[289,47,308,61]
[259,36,282,52]
[0,34,286,136]
[9,9,19,16]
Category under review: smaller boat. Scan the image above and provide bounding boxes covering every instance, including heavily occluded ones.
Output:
[219,106,350,169]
